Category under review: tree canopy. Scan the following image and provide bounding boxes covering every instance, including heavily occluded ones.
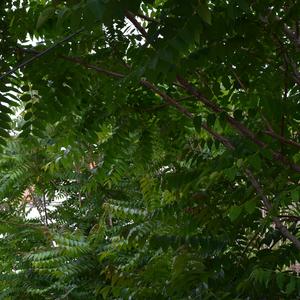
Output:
[0,0,300,299]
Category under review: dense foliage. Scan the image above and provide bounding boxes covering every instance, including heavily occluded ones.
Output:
[1,0,300,299]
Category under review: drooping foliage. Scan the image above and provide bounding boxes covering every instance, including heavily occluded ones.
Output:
[0,0,300,299]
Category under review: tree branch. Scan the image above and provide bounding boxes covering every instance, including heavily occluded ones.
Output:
[42,194,49,226]
[61,55,125,79]
[135,12,159,23]
[140,79,235,149]
[278,215,300,222]
[124,10,299,159]
[263,130,300,150]
[18,48,234,150]
[0,28,84,81]
[245,169,300,251]
[231,68,247,91]
[177,75,264,147]
[125,10,149,42]
[262,113,300,150]
[176,76,300,173]
[283,23,300,49]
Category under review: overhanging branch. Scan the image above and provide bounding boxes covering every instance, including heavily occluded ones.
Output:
[19,47,234,150]
[176,76,300,174]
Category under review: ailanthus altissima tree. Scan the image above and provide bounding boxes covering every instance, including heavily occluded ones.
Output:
[0,0,300,299]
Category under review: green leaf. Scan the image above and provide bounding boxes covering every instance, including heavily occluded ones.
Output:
[248,154,261,171]
[207,113,216,127]
[286,278,296,295]
[276,272,286,290]
[100,286,111,299]
[0,105,13,114]
[244,199,256,214]
[24,112,33,121]
[236,159,244,168]
[20,93,31,102]
[0,128,10,138]
[37,7,55,29]
[233,109,243,121]
[193,115,202,133]
[291,189,299,202]
[25,102,33,110]
[261,149,273,160]
[239,0,251,12]
[0,113,11,123]
[224,167,237,181]
[87,0,105,22]
[198,4,211,25]
[0,120,11,130]
[0,137,6,146]
[219,111,228,129]
[228,205,242,222]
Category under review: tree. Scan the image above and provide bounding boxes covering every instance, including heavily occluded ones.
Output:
[0,0,300,298]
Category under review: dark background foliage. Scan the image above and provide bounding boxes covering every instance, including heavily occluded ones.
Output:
[0,0,300,299]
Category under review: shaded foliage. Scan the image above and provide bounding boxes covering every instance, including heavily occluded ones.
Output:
[0,0,300,299]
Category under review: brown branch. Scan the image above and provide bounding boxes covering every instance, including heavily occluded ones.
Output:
[142,96,194,112]
[262,114,300,150]
[245,169,300,251]
[124,11,300,152]
[42,194,49,226]
[19,48,234,150]
[278,215,300,222]
[140,79,193,118]
[283,23,300,49]
[260,16,300,86]
[125,10,149,41]
[177,75,264,147]
[140,79,235,149]
[122,12,243,151]
[231,68,247,91]
[280,73,287,153]
[61,55,125,79]
[264,14,300,49]
[176,76,300,173]
[263,130,300,150]
[270,33,300,92]
[19,45,300,172]
[278,48,300,86]
[135,12,159,23]
[65,57,234,149]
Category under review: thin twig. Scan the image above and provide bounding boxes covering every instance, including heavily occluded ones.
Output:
[231,68,247,91]
[142,96,194,112]
[0,28,84,81]
[42,194,48,226]
[261,114,300,150]
[135,12,159,23]
[263,130,300,150]
[61,55,124,79]
[245,169,300,251]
